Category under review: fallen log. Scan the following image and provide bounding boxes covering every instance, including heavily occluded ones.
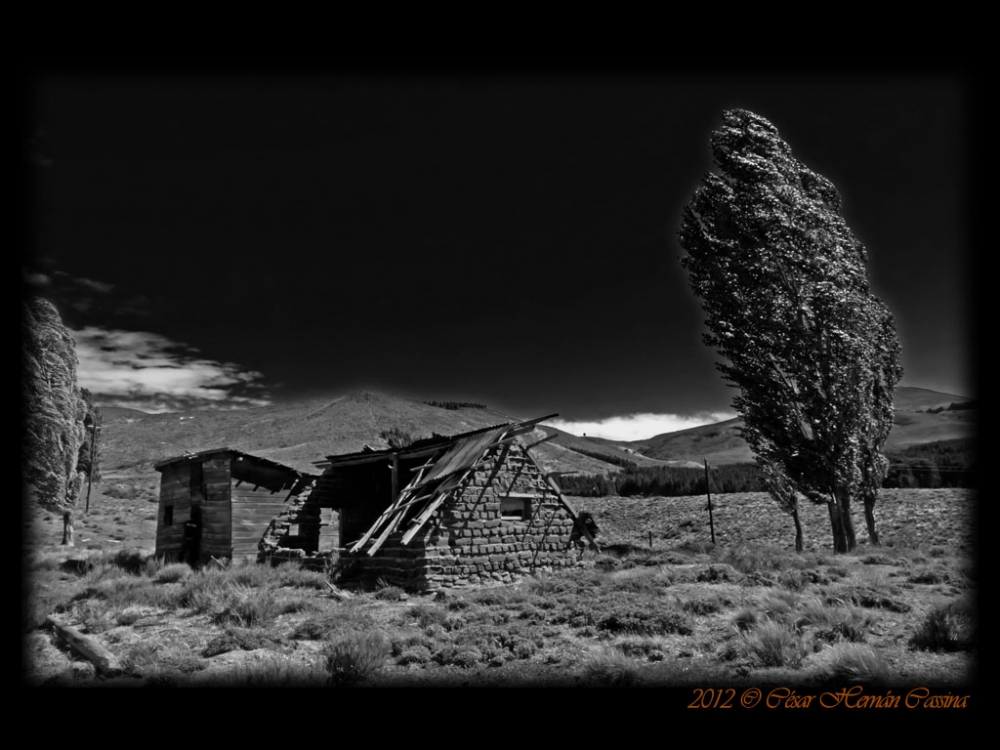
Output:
[45,615,122,676]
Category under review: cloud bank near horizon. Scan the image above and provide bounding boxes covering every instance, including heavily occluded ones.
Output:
[548,412,737,442]
[73,327,273,414]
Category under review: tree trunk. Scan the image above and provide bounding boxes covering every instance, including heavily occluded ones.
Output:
[826,496,847,553]
[863,491,880,546]
[839,490,857,552]
[792,504,803,553]
[61,510,74,547]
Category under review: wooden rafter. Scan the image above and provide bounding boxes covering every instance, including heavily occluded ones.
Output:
[349,454,438,554]
[398,433,510,547]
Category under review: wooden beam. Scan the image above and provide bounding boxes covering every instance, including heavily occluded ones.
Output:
[523,433,558,450]
[540,473,599,551]
[323,445,444,470]
[397,491,452,547]
[348,489,414,554]
[398,441,502,547]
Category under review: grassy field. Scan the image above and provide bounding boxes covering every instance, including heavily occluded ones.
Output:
[23,488,976,688]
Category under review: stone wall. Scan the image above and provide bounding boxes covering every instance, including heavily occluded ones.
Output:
[343,442,583,590]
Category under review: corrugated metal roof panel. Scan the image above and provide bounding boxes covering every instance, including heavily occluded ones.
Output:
[154,447,317,478]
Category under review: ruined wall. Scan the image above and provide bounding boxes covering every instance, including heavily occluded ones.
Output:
[230,477,293,560]
[345,442,581,590]
[258,482,338,568]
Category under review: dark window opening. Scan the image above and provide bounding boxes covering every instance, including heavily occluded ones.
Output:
[164,505,174,527]
[500,497,530,520]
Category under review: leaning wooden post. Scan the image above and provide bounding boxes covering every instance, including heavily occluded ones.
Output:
[704,459,715,545]
[390,452,399,501]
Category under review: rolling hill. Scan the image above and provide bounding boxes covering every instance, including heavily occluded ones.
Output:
[607,387,975,466]
[97,391,670,478]
[95,387,974,483]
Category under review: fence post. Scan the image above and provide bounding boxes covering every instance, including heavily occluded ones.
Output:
[704,458,716,545]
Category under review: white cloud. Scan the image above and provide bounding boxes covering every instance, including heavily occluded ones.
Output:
[24,271,51,287]
[75,277,115,294]
[548,411,737,442]
[73,327,272,413]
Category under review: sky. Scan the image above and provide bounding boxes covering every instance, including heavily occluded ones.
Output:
[21,66,975,441]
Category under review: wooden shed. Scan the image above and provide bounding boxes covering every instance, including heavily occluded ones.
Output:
[153,448,320,565]
[310,416,598,590]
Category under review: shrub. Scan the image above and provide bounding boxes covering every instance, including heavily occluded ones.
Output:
[732,608,758,633]
[223,653,323,687]
[778,570,810,591]
[292,609,377,640]
[409,603,448,629]
[908,567,948,585]
[211,585,281,627]
[374,586,407,601]
[681,593,731,616]
[744,620,809,668]
[615,637,667,662]
[827,644,889,684]
[719,544,789,575]
[120,641,163,674]
[202,625,283,657]
[395,645,433,666]
[581,648,642,687]
[861,554,899,566]
[156,563,192,584]
[910,599,975,653]
[696,564,741,583]
[91,547,151,576]
[323,631,390,686]
[432,644,483,669]
[276,563,330,590]
[755,589,800,624]
[177,567,232,611]
[797,598,875,643]
[588,600,693,636]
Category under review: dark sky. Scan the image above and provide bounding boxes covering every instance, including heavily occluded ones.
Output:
[22,67,973,437]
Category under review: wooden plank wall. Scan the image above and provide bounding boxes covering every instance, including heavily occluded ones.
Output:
[319,507,339,552]
[200,457,232,562]
[231,481,293,559]
[155,464,192,560]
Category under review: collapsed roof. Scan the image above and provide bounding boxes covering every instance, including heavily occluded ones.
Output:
[312,414,591,556]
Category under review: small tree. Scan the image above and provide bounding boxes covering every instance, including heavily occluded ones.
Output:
[678,109,902,552]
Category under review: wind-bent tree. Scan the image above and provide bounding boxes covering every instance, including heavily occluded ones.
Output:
[678,109,902,553]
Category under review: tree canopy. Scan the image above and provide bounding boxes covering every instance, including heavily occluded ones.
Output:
[678,109,902,552]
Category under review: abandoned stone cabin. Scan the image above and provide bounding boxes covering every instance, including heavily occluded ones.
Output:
[153,416,596,588]
[310,416,596,590]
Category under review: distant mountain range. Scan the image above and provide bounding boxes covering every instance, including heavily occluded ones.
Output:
[603,387,974,466]
[96,387,973,480]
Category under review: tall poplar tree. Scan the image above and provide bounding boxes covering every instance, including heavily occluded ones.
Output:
[678,109,902,552]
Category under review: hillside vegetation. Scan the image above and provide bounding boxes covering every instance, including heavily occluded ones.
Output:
[560,439,974,497]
